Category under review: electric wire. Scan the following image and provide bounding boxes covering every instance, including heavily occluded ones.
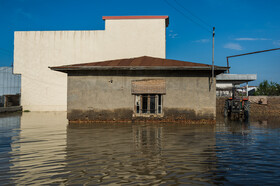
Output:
[164,0,212,33]
[174,0,212,28]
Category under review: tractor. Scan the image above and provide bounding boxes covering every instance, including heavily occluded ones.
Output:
[224,87,250,121]
[223,47,280,120]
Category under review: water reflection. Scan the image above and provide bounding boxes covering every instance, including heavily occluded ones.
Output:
[0,112,280,185]
[9,112,68,185]
[66,124,217,185]
[0,113,21,184]
[215,115,280,185]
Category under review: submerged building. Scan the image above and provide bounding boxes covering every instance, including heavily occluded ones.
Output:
[51,56,227,123]
[13,16,169,111]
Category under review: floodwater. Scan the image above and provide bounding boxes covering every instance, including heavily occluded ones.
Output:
[0,112,280,185]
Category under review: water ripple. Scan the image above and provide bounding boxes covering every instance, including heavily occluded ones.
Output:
[0,113,280,185]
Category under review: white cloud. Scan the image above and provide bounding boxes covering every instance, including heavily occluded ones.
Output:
[273,40,280,46]
[224,43,243,50]
[167,29,179,39]
[235,38,270,41]
[194,39,210,43]
[168,33,179,39]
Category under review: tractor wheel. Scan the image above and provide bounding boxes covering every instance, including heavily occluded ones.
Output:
[244,101,250,121]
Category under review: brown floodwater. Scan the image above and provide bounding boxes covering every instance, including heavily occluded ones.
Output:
[0,112,280,185]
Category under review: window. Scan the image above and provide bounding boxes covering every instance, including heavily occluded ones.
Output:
[131,79,165,116]
[135,94,163,115]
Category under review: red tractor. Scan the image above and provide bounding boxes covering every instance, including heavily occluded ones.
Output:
[223,47,280,120]
[224,88,250,121]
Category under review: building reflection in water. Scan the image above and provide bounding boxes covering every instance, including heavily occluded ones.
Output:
[132,125,165,180]
[0,113,21,184]
[8,112,68,185]
[66,123,217,185]
[214,115,280,185]
[216,114,280,133]
[1,112,280,184]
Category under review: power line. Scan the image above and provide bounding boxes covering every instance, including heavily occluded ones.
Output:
[164,0,212,33]
[174,0,212,28]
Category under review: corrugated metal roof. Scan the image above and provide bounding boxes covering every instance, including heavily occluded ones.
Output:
[50,56,228,72]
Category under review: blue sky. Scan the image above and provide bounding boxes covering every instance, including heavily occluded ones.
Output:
[0,0,279,85]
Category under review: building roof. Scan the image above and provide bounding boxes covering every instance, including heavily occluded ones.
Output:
[216,74,257,85]
[102,16,169,27]
[50,56,228,73]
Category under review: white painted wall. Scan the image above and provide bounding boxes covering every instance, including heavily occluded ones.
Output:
[14,18,167,111]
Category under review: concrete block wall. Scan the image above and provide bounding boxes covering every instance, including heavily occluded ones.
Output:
[216,96,280,116]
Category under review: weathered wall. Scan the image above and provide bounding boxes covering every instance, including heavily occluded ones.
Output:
[13,18,166,111]
[67,70,216,123]
[216,96,280,116]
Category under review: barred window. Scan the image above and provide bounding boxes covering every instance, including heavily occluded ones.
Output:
[134,94,163,115]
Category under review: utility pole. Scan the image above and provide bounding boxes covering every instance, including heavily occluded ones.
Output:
[211,27,215,85]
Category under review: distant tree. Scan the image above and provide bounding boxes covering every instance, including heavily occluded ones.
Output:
[255,80,280,96]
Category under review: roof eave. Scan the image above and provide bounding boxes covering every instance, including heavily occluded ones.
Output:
[50,66,228,72]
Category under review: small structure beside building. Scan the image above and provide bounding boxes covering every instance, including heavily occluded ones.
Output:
[216,74,257,97]
[51,56,227,123]
[0,67,21,113]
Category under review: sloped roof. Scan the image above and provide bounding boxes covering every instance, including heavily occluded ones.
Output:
[50,56,228,72]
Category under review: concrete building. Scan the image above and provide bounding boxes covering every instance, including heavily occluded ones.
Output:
[13,16,169,111]
[51,56,227,123]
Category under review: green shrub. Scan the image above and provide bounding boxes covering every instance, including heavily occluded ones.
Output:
[255,80,280,96]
